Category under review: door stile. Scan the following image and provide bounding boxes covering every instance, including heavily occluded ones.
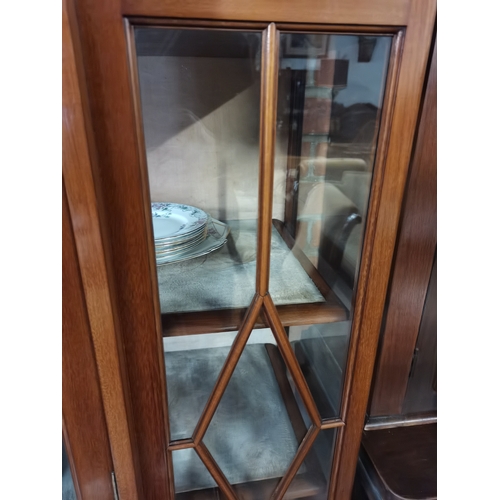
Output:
[63,1,143,498]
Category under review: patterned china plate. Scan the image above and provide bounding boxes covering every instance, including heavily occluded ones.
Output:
[152,203,208,240]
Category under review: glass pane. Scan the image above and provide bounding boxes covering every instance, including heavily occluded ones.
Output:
[133,27,262,441]
[134,27,261,327]
[203,330,309,497]
[272,33,392,418]
[62,441,77,500]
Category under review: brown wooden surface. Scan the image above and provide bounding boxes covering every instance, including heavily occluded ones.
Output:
[63,186,115,500]
[360,424,437,499]
[128,18,403,34]
[257,24,280,295]
[63,1,142,498]
[329,1,436,497]
[402,255,437,414]
[72,0,176,497]
[125,20,178,497]
[369,35,437,417]
[68,1,437,498]
[121,0,410,26]
[168,438,195,451]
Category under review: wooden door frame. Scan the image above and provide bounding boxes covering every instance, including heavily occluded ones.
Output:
[65,0,436,498]
[63,1,142,498]
[63,182,116,500]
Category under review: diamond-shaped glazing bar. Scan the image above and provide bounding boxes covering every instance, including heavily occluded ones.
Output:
[192,293,264,445]
[262,294,322,427]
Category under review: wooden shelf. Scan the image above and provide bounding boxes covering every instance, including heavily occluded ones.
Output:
[160,219,348,336]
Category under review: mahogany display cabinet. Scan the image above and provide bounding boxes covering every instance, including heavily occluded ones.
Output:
[62,0,436,498]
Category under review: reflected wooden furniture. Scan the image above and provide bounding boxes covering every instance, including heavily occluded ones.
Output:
[62,0,437,498]
[356,31,437,500]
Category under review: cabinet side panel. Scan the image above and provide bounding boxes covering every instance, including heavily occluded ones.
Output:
[369,34,437,417]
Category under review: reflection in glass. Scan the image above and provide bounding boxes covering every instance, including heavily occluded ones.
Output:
[134,28,262,320]
[272,33,392,417]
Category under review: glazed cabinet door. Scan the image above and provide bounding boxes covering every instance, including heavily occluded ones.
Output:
[64,0,436,498]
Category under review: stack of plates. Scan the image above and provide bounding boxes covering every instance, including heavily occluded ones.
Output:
[152,202,230,265]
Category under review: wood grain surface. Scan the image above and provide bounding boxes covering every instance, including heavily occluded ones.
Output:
[66,1,437,497]
[63,1,142,498]
[369,35,437,416]
[63,185,115,500]
[257,24,280,295]
[360,424,437,499]
[402,254,437,415]
[121,0,410,26]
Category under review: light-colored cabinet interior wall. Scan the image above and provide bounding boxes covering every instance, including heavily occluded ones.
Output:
[138,56,289,222]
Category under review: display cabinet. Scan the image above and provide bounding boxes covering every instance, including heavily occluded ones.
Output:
[62,0,436,498]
